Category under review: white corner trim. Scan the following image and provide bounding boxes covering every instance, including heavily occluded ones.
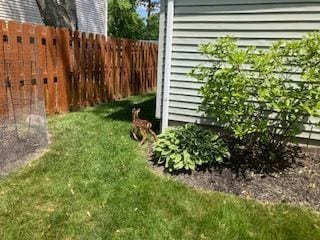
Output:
[161,0,174,131]
[105,0,108,36]
[155,0,166,119]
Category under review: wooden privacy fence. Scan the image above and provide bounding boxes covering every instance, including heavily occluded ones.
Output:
[0,20,158,115]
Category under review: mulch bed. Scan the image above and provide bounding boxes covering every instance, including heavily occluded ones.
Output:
[147,144,320,212]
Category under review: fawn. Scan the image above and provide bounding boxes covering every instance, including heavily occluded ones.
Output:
[131,108,157,146]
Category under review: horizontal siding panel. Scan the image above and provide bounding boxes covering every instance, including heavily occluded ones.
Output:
[169,94,202,103]
[175,0,320,6]
[174,22,320,31]
[169,100,320,124]
[168,113,320,140]
[171,87,199,96]
[171,80,203,89]
[173,38,283,46]
[169,107,320,131]
[175,3,320,14]
[174,30,312,39]
[171,73,195,82]
[174,13,320,22]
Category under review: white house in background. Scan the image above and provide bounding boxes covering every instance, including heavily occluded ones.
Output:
[0,0,108,35]
[0,0,43,25]
[75,0,108,35]
[156,0,320,142]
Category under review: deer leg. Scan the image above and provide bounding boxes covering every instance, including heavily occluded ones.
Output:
[139,130,148,146]
[131,127,139,141]
[149,129,157,141]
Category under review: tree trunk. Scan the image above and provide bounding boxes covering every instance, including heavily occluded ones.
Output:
[146,0,151,39]
[35,0,78,30]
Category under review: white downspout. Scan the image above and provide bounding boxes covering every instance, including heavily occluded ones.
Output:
[161,0,174,131]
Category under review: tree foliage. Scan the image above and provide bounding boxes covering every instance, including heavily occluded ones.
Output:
[108,0,159,40]
[190,34,320,153]
[108,0,145,40]
[145,13,159,40]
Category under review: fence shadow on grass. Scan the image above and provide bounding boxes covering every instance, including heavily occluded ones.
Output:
[91,93,160,133]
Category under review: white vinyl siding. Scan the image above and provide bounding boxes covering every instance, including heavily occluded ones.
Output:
[156,0,320,141]
[0,0,43,24]
[75,0,106,35]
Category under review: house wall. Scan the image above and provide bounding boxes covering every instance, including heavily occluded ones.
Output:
[157,0,320,141]
[75,0,107,35]
[0,0,43,24]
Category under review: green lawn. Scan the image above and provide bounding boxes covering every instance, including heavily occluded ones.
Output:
[0,93,320,240]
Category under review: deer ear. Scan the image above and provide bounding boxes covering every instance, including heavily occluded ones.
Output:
[132,108,136,111]
[137,108,141,112]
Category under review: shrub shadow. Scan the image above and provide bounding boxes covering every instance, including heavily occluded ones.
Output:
[90,94,160,133]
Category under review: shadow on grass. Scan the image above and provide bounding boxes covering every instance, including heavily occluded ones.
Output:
[90,93,160,133]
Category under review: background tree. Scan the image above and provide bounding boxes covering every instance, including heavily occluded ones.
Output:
[35,0,77,30]
[144,13,159,40]
[108,0,146,40]
[136,0,160,39]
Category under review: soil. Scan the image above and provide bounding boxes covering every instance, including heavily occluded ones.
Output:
[147,144,320,212]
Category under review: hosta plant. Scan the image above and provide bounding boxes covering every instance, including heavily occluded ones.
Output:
[153,124,230,172]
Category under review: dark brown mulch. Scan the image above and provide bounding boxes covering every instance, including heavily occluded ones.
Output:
[147,145,320,212]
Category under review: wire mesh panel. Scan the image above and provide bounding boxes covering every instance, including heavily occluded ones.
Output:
[0,60,48,176]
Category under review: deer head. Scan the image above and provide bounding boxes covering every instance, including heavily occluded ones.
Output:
[132,108,141,121]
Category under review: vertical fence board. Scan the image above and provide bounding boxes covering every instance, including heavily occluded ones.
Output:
[105,39,113,101]
[30,24,39,113]
[123,39,130,97]
[80,32,87,107]
[45,27,57,114]
[115,39,121,99]
[130,41,135,95]
[7,22,21,121]
[0,20,8,117]
[35,25,49,113]
[87,33,94,105]
[16,24,24,111]
[56,28,71,113]
[21,22,35,119]
[100,35,106,102]
[139,42,144,94]
[73,30,80,110]
[94,34,100,103]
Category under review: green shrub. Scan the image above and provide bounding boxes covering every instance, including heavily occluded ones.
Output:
[153,124,230,172]
[189,33,320,153]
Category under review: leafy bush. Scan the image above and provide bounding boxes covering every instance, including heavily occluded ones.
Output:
[189,33,320,153]
[153,124,230,172]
